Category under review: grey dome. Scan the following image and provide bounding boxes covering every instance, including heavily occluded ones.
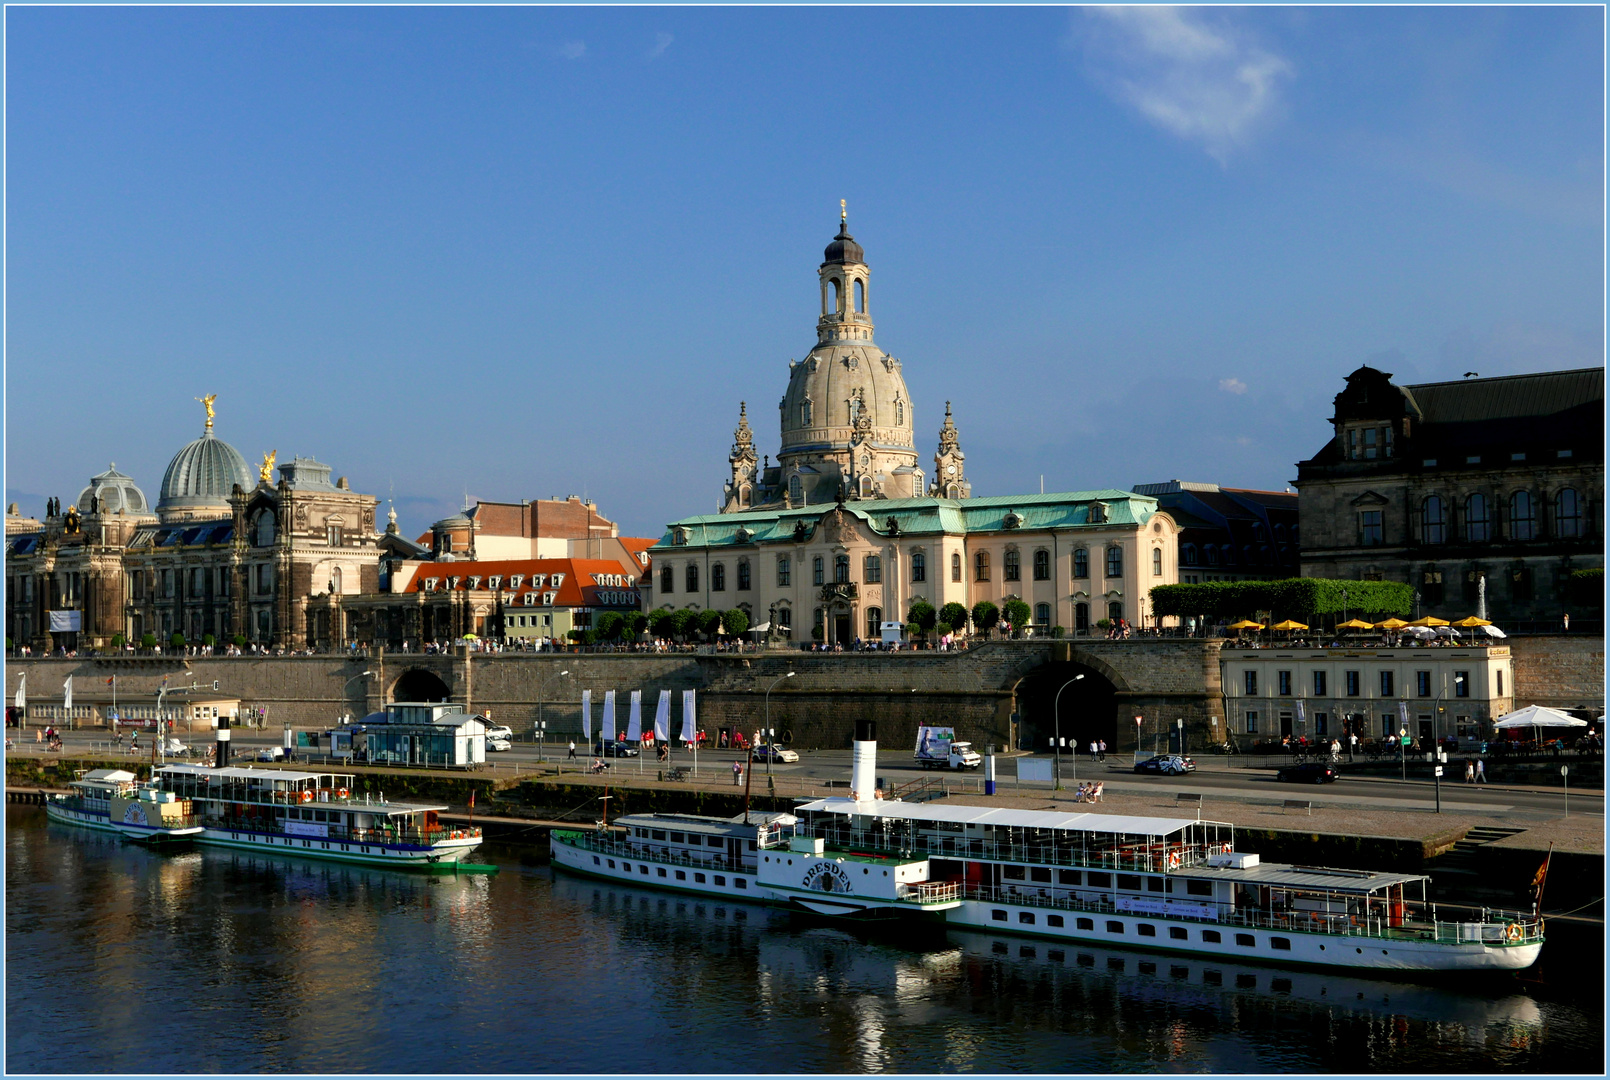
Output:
[77,464,150,516]
[823,223,864,265]
[157,431,255,520]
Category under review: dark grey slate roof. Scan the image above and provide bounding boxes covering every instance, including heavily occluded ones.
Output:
[1404,367,1603,423]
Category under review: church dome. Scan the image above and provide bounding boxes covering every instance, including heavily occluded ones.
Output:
[77,464,150,516]
[823,223,864,265]
[157,431,255,521]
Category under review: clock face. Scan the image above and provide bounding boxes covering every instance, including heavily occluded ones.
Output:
[946,465,956,476]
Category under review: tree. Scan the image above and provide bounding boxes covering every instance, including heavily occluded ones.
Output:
[231,634,247,649]
[141,633,158,650]
[202,633,216,649]
[625,612,649,637]
[905,622,921,640]
[169,631,186,651]
[940,602,970,634]
[647,609,677,639]
[109,633,126,650]
[669,609,697,641]
[697,609,724,638]
[1051,625,1065,639]
[971,601,1000,637]
[595,612,624,641]
[934,620,953,638]
[1002,599,1031,639]
[907,601,937,633]
[723,609,750,636]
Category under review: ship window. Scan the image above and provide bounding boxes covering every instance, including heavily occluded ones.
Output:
[608,860,616,869]
[1087,872,1111,888]
[991,910,1008,922]
[670,832,684,843]
[1076,918,1094,930]
[695,873,706,883]
[1186,880,1212,896]
[735,878,747,889]
[1147,877,1165,892]
[1048,915,1065,928]
[676,870,686,880]
[1170,927,1188,940]
[714,876,725,886]
[709,837,723,847]
[1202,930,1222,943]
[1271,937,1292,950]
[1236,933,1255,947]
[1116,874,1142,891]
[1106,921,1124,934]
[622,863,630,872]
[657,867,667,877]
[1018,912,1035,925]
[1003,865,1026,880]
[1031,867,1051,883]
[1058,869,1079,885]
[1138,924,1157,937]
[651,830,666,840]
[639,866,648,875]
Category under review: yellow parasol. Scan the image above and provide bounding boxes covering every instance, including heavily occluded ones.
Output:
[1337,618,1375,630]
[1227,619,1264,631]
[1270,619,1309,631]
[1453,616,1492,628]
[1374,618,1409,630]
[1407,616,1450,627]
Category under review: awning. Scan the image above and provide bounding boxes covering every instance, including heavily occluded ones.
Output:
[1493,705,1588,729]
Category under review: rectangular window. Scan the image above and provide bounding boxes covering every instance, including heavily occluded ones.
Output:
[1243,670,1258,695]
[1047,915,1065,928]
[1277,671,1292,696]
[1138,924,1157,937]
[1086,872,1111,888]
[1170,926,1188,940]
[1058,869,1079,885]
[1380,671,1395,697]
[1313,671,1327,696]
[735,878,747,889]
[812,557,824,587]
[991,909,1008,922]
[1236,933,1255,947]
[1116,874,1142,891]
[1186,880,1213,896]
[1073,549,1089,579]
[911,553,926,583]
[1345,670,1360,697]
[1018,912,1035,925]
[776,556,790,587]
[863,555,881,584]
[1003,865,1026,880]
[1105,547,1123,578]
[1271,937,1292,951]
[1496,670,1504,696]
[1416,671,1432,697]
[1030,867,1052,883]
[1146,877,1165,893]
[1106,921,1124,934]
[1360,510,1383,546]
[1454,671,1469,698]
[1244,711,1258,734]
[1076,918,1094,930]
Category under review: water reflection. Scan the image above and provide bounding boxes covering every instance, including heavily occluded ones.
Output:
[7,808,1601,1075]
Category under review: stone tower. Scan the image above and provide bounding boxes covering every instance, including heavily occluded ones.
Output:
[928,401,972,500]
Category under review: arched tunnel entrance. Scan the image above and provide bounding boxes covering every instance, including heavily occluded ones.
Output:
[392,668,452,703]
[1012,661,1119,755]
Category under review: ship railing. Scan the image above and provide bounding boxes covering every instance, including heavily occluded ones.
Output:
[556,831,746,870]
[808,831,1215,874]
[897,881,961,905]
[201,817,480,846]
[962,887,1542,944]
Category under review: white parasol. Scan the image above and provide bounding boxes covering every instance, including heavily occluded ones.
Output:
[1492,705,1588,729]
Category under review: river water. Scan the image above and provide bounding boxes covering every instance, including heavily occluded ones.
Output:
[6,806,1600,1074]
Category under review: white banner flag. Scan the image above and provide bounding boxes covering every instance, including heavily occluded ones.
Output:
[1294,700,1305,727]
[654,690,670,743]
[680,690,697,744]
[14,673,25,712]
[581,689,592,741]
[63,676,72,712]
[1398,701,1410,733]
[602,691,616,743]
[626,690,643,742]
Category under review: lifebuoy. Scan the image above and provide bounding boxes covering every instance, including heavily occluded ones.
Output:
[1506,923,1523,942]
[301,790,312,803]
[1168,852,1181,871]
[337,788,349,800]
[1222,843,1233,854]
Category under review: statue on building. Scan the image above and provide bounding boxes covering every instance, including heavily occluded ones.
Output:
[195,393,217,432]
[259,450,278,485]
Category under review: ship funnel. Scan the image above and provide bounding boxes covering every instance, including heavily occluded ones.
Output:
[850,719,878,802]
[215,714,231,769]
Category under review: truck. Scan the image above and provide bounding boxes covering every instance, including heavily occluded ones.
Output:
[913,726,982,770]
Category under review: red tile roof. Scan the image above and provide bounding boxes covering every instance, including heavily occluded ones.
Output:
[406,558,642,608]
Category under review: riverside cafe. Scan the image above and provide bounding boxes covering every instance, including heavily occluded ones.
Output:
[333,703,488,768]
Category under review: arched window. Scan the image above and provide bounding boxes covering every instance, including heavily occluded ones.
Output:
[865,607,882,640]
[1073,549,1089,579]
[1003,549,1020,581]
[800,400,813,427]
[737,559,751,591]
[812,556,825,586]
[1554,488,1584,538]
[830,279,842,314]
[951,552,962,582]
[1421,496,1446,544]
[1034,603,1051,626]
[1152,548,1163,576]
[685,564,699,593]
[1182,544,1199,567]
[1205,545,1220,567]
[1075,603,1090,633]
[859,475,873,498]
[834,554,850,584]
[788,475,804,504]
[863,554,881,584]
[1421,566,1445,605]
[1105,546,1123,578]
[895,398,904,425]
[1465,494,1490,542]
[331,567,343,594]
[711,563,726,592]
[254,512,275,547]
[853,279,865,313]
[661,565,674,594]
[1509,491,1535,540]
[1107,601,1124,622]
[911,552,926,583]
[974,551,991,582]
[1033,549,1050,580]
[776,556,791,587]
[739,485,751,508]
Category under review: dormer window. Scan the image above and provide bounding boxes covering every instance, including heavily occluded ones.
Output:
[544,591,558,604]
[488,576,502,589]
[531,574,547,588]
[448,576,460,589]
[1345,424,1395,461]
[422,578,439,592]
[467,576,482,589]
[508,574,523,589]
[550,573,565,588]
[523,592,537,606]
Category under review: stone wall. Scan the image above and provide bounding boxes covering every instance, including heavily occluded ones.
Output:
[1508,634,1605,711]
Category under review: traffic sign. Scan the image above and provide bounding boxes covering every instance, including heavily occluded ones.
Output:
[1434,766,1443,777]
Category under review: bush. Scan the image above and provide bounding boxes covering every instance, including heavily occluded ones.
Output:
[647,609,676,639]
[110,634,127,649]
[904,623,920,639]
[971,601,1000,636]
[567,629,598,646]
[722,609,750,636]
[1002,599,1031,638]
[907,601,937,633]
[811,624,824,641]
[1149,578,1415,621]
[595,612,624,641]
[940,602,970,634]
[202,633,216,648]
[169,632,186,651]
[697,609,724,637]
[1096,618,1112,630]
[141,633,158,650]
[1051,625,1065,639]
[935,620,952,637]
[232,635,247,649]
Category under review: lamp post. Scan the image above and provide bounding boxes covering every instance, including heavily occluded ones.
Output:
[1176,718,1185,757]
[1135,715,1144,764]
[1432,673,1465,752]
[764,672,795,775]
[1052,674,1085,790]
[537,669,571,762]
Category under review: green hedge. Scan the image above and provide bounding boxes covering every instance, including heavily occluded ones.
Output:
[1149,578,1415,620]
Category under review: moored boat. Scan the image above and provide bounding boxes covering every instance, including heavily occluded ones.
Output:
[44,768,140,833]
[109,785,205,846]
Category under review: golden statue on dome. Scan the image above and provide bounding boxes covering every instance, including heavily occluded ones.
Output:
[259,450,277,484]
[195,393,217,432]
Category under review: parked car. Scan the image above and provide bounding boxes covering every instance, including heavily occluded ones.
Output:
[1276,762,1338,784]
[486,737,513,752]
[752,743,799,763]
[1133,754,1197,776]
[602,740,640,758]
[484,725,514,741]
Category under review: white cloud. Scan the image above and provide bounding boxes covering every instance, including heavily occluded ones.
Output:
[648,32,673,60]
[1077,7,1292,164]
[562,41,587,61]
[1219,377,1248,394]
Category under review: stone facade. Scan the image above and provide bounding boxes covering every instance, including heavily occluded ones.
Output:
[1294,366,1603,625]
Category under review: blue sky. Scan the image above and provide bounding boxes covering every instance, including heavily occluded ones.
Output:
[6,6,1603,539]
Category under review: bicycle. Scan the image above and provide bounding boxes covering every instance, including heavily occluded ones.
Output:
[1210,740,1240,756]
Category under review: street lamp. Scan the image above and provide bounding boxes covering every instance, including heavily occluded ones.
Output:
[1432,673,1465,752]
[764,672,795,775]
[1052,674,1085,790]
[537,669,571,761]
[1134,715,1144,764]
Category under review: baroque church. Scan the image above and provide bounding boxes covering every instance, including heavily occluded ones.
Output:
[654,211,1183,646]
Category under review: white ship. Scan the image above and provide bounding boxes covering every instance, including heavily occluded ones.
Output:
[550,721,1543,972]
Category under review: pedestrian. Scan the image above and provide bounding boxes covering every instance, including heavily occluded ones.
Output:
[1089,740,1098,761]
[567,740,577,760]
[1475,758,1487,783]
[1464,760,1475,784]
[1349,732,1358,760]
[1098,739,1107,762]
[1092,780,1105,802]
[732,759,743,786]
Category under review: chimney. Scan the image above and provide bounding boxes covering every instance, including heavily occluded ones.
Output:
[215,714,231,769]
[850,718,878,802]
